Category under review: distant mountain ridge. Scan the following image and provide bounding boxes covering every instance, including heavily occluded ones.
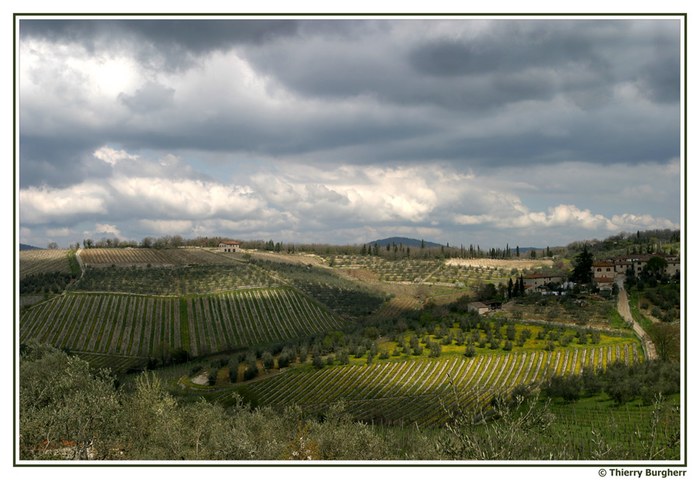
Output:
[20,243,42,251]
[368,237,444,249]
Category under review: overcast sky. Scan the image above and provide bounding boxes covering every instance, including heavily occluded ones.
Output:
[17,16,682,249]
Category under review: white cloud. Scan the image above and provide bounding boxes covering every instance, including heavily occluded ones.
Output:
[95,223,121,237]
[94,146,139,166]
[455,201,677,235]
[610,213,678,231]
[20,39,136,133]
[19,183,109,224]
[253,165,443,225]
[18,139,680,248]
[108,176,263,219]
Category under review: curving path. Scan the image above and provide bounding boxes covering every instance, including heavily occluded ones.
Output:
[615,277,657,360]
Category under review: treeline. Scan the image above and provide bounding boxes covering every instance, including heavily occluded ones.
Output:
[74,234,563,261]
[73,229,679,261]
[543,359,680,405]
[75,235,243,250]
[566,229,681,258]
[19,271,77,295]
[246,239,561,260]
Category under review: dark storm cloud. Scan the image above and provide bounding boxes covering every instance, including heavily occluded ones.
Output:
[384,110,680,166]
[113,104,431,159]
[244,19,679,110]
[407,21,608,77]
[18,16,682,249]
[21,18,300,70]
[19,135,102,188]
[638,54,681,103]
[21,18,300,49]
[124,19,300,50]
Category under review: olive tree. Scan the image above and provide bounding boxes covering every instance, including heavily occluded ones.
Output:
[19,343,121,460]
[438,393,558,460]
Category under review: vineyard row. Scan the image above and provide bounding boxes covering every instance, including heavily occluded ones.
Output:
[20,288,342,360]
[239,343,640,427]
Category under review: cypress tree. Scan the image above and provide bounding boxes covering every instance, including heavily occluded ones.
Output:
[507,278,514,299]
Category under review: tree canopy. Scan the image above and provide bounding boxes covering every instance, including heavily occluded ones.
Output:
[570,245,594,284]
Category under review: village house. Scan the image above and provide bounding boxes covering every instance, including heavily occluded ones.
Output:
[467,302,490,315]
[611,255,650,276]
[523,273,564,293]
[666,257,681,277]
[595,254,680,279]
[594,275,616,292]
[592,261,615,280]
[218,240,241,253]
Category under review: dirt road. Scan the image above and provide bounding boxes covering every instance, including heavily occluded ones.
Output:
[616,278,657,360]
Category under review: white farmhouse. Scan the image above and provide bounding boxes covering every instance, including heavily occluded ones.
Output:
[219,240,241,253]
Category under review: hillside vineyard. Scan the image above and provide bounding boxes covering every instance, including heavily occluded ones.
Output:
[21,288,341,368]
[18,236,681,459]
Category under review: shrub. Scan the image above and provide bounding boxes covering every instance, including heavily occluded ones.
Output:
[506,324,516,341]
[580,365,602,395]
[262,351,274,370]
[298,346,308,363]
[208,369,218,386]
[518,328,532,347]
[464,343,477,358]
[313,354,325,369]
[243,363,258,381]
[277,349,292,369]
[228,361,239,383]
[244,353,259,380]
[544,374,582,402]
